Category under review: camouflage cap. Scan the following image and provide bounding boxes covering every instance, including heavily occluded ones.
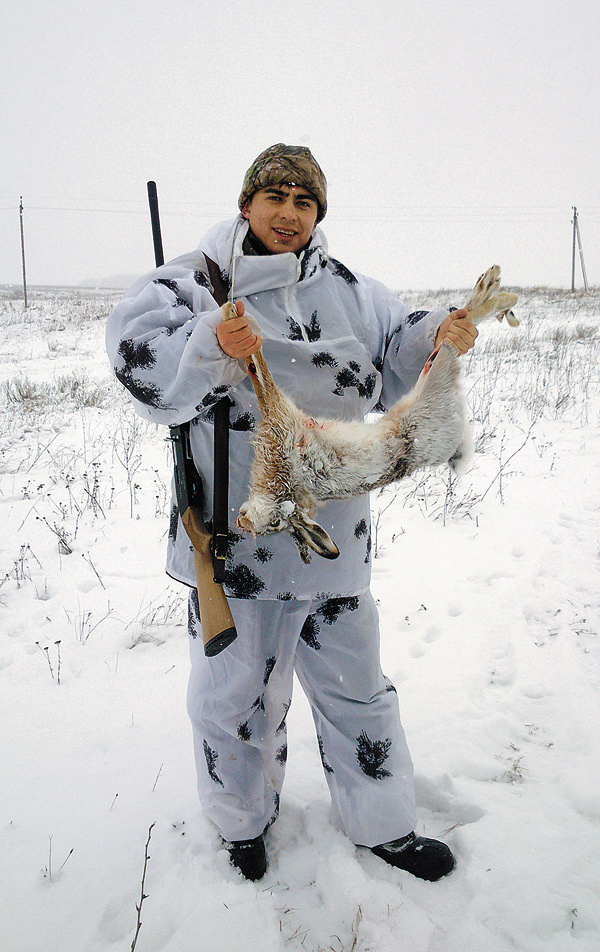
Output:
[238,143,327,223]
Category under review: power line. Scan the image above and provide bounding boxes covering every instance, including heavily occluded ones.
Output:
[4,199,597,291]
[3,196,599,217]
[3,205,598,226]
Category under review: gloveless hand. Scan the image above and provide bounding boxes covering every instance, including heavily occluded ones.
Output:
[434,308,478,354]
[216,300,262,359]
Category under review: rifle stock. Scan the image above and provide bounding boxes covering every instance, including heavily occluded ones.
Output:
[180,506,236,655]
[170,422,237,656]
[147,180,237,656]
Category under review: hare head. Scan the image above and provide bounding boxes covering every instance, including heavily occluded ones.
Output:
[237,496,340,563]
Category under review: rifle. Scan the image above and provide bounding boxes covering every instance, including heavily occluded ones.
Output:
[147,181,237,656]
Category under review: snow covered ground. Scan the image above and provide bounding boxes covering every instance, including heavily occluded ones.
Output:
[1,284,599,952]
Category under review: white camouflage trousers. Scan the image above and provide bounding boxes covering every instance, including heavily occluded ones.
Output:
[187,590,417,846]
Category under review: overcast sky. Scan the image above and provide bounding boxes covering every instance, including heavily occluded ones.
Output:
[2,0,598,291]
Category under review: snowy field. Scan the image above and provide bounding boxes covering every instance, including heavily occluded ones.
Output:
[1,283,599,952]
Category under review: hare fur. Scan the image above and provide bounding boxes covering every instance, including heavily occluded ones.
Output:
[228,265,517,562]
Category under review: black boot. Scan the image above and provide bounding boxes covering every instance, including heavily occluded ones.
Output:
[370,832,455,882]
[224,834,268,881]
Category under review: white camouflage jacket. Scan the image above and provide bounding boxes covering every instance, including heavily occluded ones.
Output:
[106,217,449,600]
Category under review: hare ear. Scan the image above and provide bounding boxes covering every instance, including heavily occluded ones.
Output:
[289,513,340,561]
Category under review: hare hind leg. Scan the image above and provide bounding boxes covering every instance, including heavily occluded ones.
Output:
[464,266,519,326]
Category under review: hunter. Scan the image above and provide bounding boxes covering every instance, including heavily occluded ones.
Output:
[106,143,477,882]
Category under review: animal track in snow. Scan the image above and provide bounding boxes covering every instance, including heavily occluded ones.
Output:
[521,683,553,700]
[422,626,442,643]
[489,656,517,687]
[409,642,427,658]
[414,774,487,826]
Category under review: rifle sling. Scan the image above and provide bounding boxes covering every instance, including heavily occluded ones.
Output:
[205,256,231,584]
[171,256,231,583]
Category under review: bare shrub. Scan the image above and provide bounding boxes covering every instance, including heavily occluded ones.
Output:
[2,372,110,410]
[3,377,49,409]
[55,372,109,408]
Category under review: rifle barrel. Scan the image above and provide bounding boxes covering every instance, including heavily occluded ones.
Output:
[147,181,164,268]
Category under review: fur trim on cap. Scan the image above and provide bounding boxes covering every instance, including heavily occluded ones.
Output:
[238,143,327,223]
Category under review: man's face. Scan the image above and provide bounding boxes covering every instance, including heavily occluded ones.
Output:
[242,185,319,254]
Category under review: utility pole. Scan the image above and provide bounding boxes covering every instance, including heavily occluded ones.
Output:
[19,197,28,308]
[571,207,589,292]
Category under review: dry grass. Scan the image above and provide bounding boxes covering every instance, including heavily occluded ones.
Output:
[3,372,112,409]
